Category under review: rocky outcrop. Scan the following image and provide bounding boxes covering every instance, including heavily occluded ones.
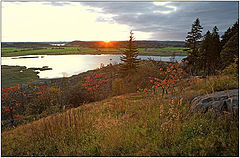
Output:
[189,89,239,117]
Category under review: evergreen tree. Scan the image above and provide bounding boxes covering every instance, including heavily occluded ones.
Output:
[220,32,239,68]
[210,26,221,73]
[220,27,232,48]
[199,30,212,75]
[231,20,239,36]
[185,18,203,74]
[220,20,239,69]
[199,26,220,75]
[120,31,140,75]
[221,20,239,49]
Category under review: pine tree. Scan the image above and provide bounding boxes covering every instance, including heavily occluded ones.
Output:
[221,21,239,49]
[220,20,239,69]
[199,30,212,75]
[120,31,140,75]
[185,18,203,74]
[220,32,239,68]
[199,26,221,75]
[220,27,232,48]
[210,26,221,73]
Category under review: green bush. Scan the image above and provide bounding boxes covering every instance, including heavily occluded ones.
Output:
[62,83,94,108]
[112,61,161,95]
[112,78,125,95]
[187,74,238,95]
[221,57,238,78]
[24,86,62,115]
[206,75,238,93]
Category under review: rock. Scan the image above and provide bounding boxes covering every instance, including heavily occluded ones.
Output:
[189,75,206,79]
[189,89,239,117]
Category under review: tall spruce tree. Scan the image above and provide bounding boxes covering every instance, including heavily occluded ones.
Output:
[185,18,203,74]
[220,32,239,68]
[220,20,239,69]
[210,26,221,73]
[199,27,221,75]
[120,31,140,75]
[220,27,232,49]
[221,21,239,49]
[199,30,212,75]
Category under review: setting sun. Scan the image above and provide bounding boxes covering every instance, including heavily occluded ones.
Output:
[104,40,110,43]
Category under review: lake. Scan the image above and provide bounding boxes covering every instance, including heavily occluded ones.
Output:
[1,54,187,79]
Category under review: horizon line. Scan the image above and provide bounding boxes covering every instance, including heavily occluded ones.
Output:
[2,40,186,43]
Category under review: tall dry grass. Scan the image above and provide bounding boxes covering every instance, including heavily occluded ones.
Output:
[1,73,238,156]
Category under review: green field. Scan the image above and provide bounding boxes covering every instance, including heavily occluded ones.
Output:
[1,46,187,57]
[1,65,40,88]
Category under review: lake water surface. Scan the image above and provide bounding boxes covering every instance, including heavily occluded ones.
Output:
[2,54,186,79]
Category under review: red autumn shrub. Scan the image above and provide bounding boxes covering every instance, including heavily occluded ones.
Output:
[137,62,185,96]
[24,85,61,115]
[1,85,25,124]
[82,70,111,100]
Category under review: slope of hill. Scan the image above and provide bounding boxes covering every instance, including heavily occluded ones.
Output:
[1,74,238,157]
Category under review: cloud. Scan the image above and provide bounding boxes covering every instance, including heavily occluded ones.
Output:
[80,1,238,40]
[3,1,238,41]
[42,2,72,7]
[153,2,171,6]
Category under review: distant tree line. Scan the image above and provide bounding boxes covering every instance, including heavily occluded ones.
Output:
[185,18,239,75]
[65,40,185,48]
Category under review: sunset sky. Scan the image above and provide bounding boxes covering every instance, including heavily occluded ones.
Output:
[2,1,239,42]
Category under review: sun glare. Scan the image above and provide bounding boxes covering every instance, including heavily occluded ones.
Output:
[104,40,110,43]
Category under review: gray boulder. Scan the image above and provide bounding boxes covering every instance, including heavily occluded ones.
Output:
[189,89,239,117]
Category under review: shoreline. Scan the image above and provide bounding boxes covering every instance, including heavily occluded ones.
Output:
[4,60,170,89]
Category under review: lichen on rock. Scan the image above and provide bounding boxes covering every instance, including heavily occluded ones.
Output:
[189,89,239,117]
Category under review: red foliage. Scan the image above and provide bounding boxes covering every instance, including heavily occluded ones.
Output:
[1,84,46,116]
[137,88,149,94]
[1,85,25,122]
[137,62,185,96]
[82,70,110,99]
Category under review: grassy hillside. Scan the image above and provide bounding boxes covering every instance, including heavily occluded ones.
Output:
[1,73,238,156]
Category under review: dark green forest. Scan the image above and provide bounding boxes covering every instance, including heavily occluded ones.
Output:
[185,18,239,76]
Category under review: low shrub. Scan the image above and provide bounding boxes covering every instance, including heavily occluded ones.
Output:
[221,57,238,78]
[147,62,185,97]
[24,86,62,115]
[186,74,238,95]
[1,85,62,129]
[82,69,112,100]
[206,75,239,93]
[112,78,125,95]
[62,83,94,108]
[112,61,161,95]
[1,85,25,124]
